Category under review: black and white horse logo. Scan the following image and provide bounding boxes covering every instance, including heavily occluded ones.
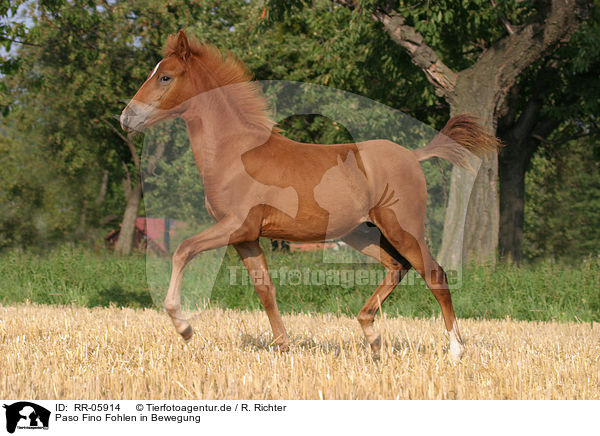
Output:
[3,402,50,433]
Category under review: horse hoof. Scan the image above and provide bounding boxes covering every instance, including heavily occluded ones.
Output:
[370,336,382,353]
[276,343,290,353]
[180,325,194,342]
[449,341,464,362]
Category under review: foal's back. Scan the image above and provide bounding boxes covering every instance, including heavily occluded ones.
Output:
[241,133,427,242]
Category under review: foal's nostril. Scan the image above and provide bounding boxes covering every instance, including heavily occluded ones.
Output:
[120,110,131,131]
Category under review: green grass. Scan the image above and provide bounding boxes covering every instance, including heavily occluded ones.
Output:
[0,244,152,308]
[0,243,598,323]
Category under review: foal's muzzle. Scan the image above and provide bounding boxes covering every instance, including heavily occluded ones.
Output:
[120,103,148,132]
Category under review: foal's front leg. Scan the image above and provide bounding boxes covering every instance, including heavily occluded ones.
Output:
[165,216,247,341]
[234,240,289,351]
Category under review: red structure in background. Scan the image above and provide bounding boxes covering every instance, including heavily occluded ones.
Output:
[105,217,185,255]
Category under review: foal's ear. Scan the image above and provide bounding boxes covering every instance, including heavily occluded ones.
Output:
[175,29,191,61]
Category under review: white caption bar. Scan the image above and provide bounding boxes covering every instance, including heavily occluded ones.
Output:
[0,400,595,435]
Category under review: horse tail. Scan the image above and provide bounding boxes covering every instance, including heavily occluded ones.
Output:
[412,114,502,173]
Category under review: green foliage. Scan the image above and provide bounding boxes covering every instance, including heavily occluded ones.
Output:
[524,137,600,260]
[504,2,600,131]
[0,110,94,248]
[0,123,49,248]
[252,0,438,120]
[0,1,29,54]
[0,0,598,262]
[381,0,535,71]
[141,118,211,224]
[0,0,252,247]
[545,1,600,121]
[266,0,533,75]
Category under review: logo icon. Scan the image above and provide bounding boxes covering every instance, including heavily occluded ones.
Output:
[2,402,50,434]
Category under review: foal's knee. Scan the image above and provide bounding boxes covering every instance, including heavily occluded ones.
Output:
[357,309,376,327]
[164,299,180,315]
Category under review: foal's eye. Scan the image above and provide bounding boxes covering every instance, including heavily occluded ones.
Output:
[159,75,171,83]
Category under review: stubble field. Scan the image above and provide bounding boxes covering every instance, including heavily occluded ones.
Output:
[1,303,598,400]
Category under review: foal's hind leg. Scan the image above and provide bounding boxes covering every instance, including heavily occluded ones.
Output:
[371,208,465,361]
[234,240,289,351]
[342,223,411,353]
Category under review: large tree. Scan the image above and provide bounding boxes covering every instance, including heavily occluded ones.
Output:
[369,0,590,266]
[497,3,600,262]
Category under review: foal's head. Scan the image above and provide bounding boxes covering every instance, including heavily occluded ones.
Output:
[120,30,252,132]
[120,30,195,132]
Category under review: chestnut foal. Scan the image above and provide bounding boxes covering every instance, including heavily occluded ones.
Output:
[121,30,500,360]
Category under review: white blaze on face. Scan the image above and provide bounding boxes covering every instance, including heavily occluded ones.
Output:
[148,60,162,81]
[122,61,164,131]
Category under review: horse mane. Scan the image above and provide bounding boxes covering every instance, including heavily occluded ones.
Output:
[163,34,277,133]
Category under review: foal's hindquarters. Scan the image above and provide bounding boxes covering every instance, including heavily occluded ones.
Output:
[342,140,465,360]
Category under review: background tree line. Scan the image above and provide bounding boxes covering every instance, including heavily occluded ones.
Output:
[0,0,598,263]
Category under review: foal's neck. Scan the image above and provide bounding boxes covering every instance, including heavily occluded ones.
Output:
[183,83,275,182]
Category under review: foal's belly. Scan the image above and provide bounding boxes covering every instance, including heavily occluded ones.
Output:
[259,205,366,242]
[256,144,373,242]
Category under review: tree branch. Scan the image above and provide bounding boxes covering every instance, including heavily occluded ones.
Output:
[121,160,132,199]
[95,169,109,207]
[373,0,588,118]
[100,118,140,169]
[498,97,540,163]
[510,98,543,143]
[471,0,588,94]
[144,139,166,175]
[372,10,457,99]
[532,130,597,146]
[490,0,516,35]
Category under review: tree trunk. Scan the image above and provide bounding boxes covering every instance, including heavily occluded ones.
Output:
[497,104,558,262]
[104,119,145,257]
[115,179,142,256]
[438,87,499,267]
[439,157,500,268]
[498,151,528,263]
[438,65,500,267]
[461,154,499,264]
[110,120,165,256]
[437,158,481,268]
[95,169,109,207]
